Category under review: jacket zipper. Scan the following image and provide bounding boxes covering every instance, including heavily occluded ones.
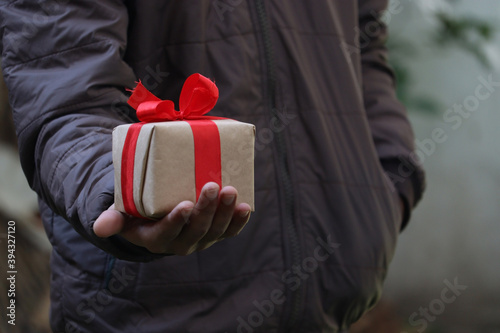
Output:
[254,1,303,330]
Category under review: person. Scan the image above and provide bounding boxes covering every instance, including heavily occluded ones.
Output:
[0,1,425,332]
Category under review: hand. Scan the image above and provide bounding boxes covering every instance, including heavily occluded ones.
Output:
[93,182,251,255]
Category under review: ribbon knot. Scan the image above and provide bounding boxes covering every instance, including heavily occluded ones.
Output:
[121,73,224,218]
[127,73,219,122]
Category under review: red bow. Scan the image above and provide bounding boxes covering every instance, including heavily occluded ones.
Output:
[128,73,219,122]
[121,74,224,218]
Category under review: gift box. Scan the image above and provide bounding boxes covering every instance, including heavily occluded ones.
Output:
[112,74,255,219]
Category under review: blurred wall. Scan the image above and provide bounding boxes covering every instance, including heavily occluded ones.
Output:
[382,1,500,332]
[0,63,51,333]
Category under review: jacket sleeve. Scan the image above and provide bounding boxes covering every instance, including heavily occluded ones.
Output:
[0,0,164,261]
[358,0,425,229]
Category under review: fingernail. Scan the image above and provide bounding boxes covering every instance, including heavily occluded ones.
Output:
[206,186,219,201]
[240,210,250,218]
[222,194,235,206]
[181,208,192,223]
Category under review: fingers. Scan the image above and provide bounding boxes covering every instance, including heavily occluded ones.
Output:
[195,186,238,250]
[168,182,221,255]
[93,204,126,238]
[220,203,251,238]
[162,183,252,255]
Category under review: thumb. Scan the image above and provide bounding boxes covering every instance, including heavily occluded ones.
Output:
[93,205,126,238]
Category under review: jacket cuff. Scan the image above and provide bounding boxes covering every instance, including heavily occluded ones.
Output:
[380,157,425,230]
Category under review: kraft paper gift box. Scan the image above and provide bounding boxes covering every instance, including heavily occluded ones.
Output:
[112,74,255,219]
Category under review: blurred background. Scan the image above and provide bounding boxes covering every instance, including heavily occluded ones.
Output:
[353,0,500,332]
[0,0,499,332]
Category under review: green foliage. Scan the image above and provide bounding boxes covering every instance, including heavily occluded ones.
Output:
[387,38,443,116]
[434,12,495,68]
[387,0,497,115]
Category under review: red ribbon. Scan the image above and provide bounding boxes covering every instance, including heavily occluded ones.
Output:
[121,74,223,218]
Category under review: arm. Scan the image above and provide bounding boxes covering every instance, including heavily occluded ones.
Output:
[0,0,249,260]
[358,0,425,229]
